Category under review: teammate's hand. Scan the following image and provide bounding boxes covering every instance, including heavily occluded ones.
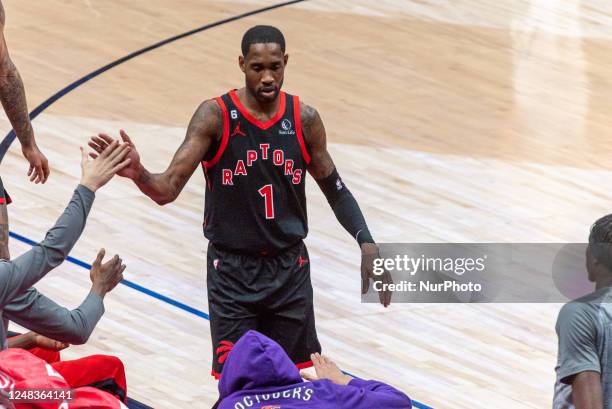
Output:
[22,143,50,184]
[89,248,126,297]
[301,353,352,385]
[80,141,131,192]
[88,130,141,180]
[361,242,393,307]
[25,331,69,351]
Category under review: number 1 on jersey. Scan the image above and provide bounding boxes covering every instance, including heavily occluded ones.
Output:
[258,184,275,219]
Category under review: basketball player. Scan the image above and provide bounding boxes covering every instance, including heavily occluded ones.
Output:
[0,0,51,260]
[88,25,393,378]
[553,214,612,408]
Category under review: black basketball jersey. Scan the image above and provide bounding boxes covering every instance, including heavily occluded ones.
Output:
[202,89,310,256]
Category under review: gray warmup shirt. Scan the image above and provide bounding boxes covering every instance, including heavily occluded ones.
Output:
[0,184,104,349]
[553,287,612,408]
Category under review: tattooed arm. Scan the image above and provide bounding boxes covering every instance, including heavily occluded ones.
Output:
[0,1,49,183]
[0,200,8,260]
[88,99,221,205]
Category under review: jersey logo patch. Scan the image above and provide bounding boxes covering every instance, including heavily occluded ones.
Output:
[231,123,247,137]
[279,118,295,135]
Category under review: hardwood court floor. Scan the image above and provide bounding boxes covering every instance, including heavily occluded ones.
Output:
[4,1,612,407]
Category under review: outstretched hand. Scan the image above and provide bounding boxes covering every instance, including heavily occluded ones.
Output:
[79,140,131,192]
[88,130,141,180]
[90,248,126,297]
[361,243,393,307]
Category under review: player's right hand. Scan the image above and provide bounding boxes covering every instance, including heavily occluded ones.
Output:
[22,143,50,184]
[88,130,141,180]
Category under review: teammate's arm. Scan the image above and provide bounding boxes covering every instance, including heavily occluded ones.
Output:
[571,371,603,409]
[89,99,221,205]
[0,1,49,183]
[302,102,392,307]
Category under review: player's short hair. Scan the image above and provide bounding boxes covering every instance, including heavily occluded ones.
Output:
[241,25,285,56]
[589,214,612,271]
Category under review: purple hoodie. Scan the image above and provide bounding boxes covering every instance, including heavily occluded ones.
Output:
[218,330,412,409]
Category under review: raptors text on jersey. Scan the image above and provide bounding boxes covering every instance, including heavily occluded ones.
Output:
[202,90,311,255]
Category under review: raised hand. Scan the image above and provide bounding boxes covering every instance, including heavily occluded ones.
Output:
[88,130,141,180]
[22,144,49,184]
[89,248,126,298]
[79,140,131,192]
[301,353,353,385]
[361,243,393,308]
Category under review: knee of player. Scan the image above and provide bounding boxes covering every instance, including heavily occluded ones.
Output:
[90,354,126,373]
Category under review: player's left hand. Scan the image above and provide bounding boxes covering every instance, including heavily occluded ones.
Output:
[361,243,393,307]
[22,143,50,184]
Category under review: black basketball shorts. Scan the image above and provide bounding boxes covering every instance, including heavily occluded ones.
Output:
[207,240,321,379]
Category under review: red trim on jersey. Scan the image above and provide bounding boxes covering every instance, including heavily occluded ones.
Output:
[293,95,311,165]
[204,165,212,190]
[0,197,5,205]
[229,89,286,130]
[203,97,231,169]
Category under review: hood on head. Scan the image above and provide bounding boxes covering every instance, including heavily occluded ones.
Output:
[218,330,302,399]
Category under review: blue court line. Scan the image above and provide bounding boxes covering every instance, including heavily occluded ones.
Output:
[0,0,306,159]
[9,231,210,320]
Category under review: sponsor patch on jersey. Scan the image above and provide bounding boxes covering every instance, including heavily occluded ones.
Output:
[279,119,295,135]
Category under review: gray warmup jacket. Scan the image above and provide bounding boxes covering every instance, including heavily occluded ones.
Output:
[0,185,104,349]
